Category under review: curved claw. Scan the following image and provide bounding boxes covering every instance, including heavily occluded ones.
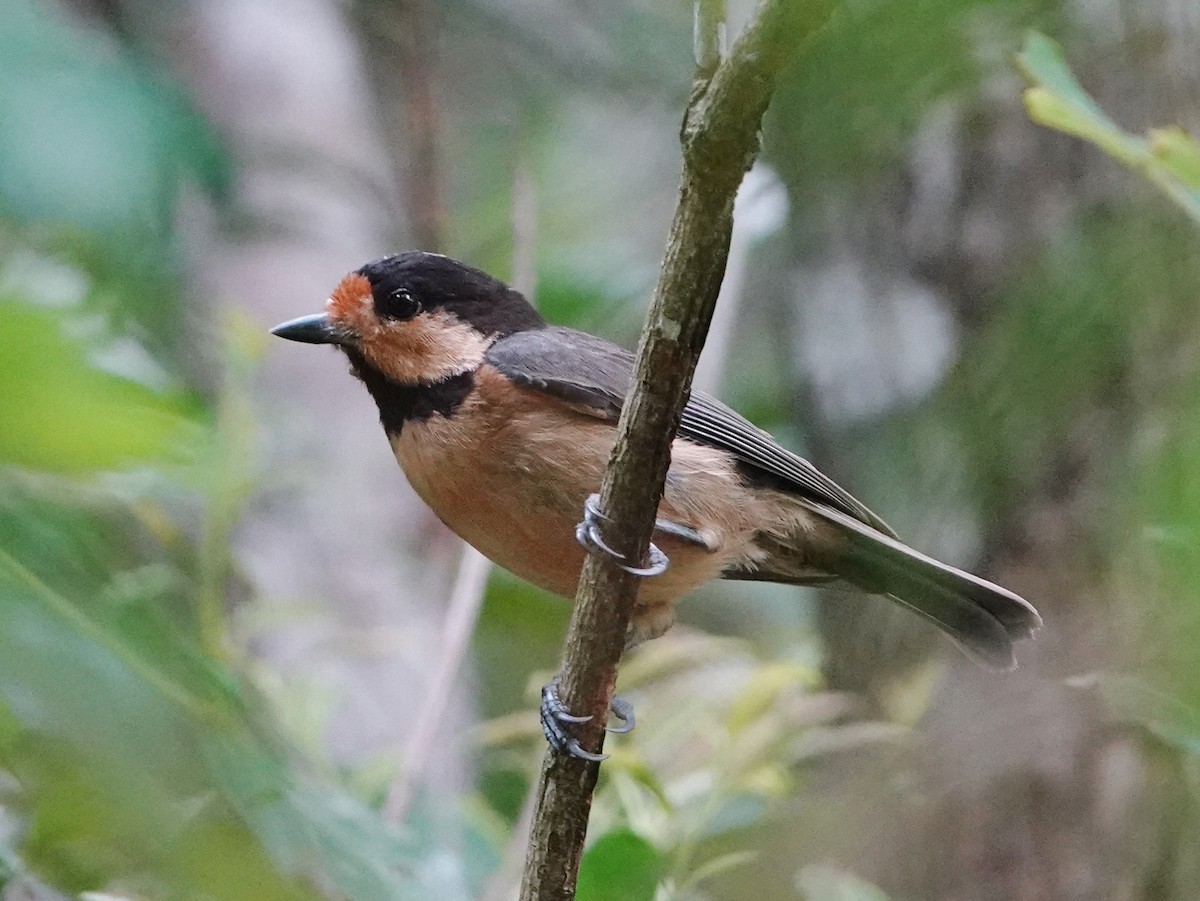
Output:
[540,681,592,723]
[577,519,624,561]
[577,495,625,560]
[554,710,593,724]
[617,543,669,577]
[540,679,608,762]
[575,493,670,577]
[606,696,636,734]
[564,738,608,762]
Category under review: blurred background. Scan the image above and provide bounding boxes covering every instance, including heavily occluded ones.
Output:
[1,0,1198,898]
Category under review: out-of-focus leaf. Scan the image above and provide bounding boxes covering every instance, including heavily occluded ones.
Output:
[1066,673,1200,754]
[726,662,816,736]
[0,0,229,232]
[0,542,457,900]
[941,214,1199,520]
[797,864,890,901]
[605,755,671,809]
[0,302,201,472]
[0,0,230,352]
[697,794,770,840]
[767,0,1061,188]
[1150,127,1200,188]
[478,767,529,824]
[1017,32,1200,223]
[576,828,663,901]
[679,849,759,893]
[789,723,910,765]
[474,571,569,716]
[206,738,448,901]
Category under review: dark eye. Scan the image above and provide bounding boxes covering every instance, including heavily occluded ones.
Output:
[377,287,422,321]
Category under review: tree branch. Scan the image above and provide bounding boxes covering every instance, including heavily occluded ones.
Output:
[518,2,835,898]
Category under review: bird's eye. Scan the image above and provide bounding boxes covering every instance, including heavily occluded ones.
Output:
[378,287,422,321]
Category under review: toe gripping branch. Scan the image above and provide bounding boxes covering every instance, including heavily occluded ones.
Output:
[540,679,635,762]
[548,494,651,761]
[574,493,669,577]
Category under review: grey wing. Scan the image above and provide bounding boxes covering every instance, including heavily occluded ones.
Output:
[484,326,631,420]
[484,326,892,534]
[678,393,895,536]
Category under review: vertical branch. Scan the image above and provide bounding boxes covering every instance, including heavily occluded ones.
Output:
[518,2,836,899]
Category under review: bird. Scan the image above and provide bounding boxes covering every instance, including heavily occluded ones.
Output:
[271,251,1041,759]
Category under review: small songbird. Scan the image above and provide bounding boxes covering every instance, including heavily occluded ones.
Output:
[272,251,1041,757]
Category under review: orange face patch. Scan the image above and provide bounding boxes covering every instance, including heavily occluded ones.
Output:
[326,271,375,336]
[325,270,494,385]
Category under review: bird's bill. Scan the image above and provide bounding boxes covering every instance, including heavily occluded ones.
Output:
[270,313,347,345]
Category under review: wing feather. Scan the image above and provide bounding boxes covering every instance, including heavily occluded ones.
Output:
[485,327,892,533]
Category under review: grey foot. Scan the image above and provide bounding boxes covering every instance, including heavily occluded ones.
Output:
[540,678,636,761]
[575,493,669,577]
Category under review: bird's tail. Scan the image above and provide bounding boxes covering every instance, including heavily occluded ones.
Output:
[784,502,1041,669]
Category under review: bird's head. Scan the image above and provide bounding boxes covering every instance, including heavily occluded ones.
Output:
[271,251,544,385]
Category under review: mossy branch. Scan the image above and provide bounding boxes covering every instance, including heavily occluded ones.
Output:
[518,2,835,898]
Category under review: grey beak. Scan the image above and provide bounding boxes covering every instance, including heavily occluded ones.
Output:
[270,313,347,345]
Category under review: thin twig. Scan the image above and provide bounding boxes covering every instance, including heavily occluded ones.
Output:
[518,2,835,898]
[383,544,491,821]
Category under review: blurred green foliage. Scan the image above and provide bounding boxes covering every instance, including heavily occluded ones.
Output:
[4,0,1200,898]
[1013,38,1200,729]
[766,0,1062,194]
[796,865,890,901]
[0,258,467,899]
[0,303,201,472]
[576,829,662,901]
[0,0,228,351]
[0,2,475,898]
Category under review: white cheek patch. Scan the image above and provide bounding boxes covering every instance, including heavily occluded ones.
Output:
[362,309,496,385]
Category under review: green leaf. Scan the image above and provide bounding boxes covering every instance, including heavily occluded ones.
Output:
[726,662,815,735]
[1151,127,1200,188]
[0,302,201,472]
[1017,32,1200,224]
[605,755,671,809]
[0,0,229,232]
[766,0,1061,190]
[576,829,664,901]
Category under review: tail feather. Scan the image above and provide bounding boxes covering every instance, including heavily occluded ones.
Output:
[749,501,1042,670]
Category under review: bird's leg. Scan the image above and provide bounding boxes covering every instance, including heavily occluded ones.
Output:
[539,677,635,761]
[626,603,676,650]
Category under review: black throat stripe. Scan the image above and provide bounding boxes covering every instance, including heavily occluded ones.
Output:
[346,350,475,436]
